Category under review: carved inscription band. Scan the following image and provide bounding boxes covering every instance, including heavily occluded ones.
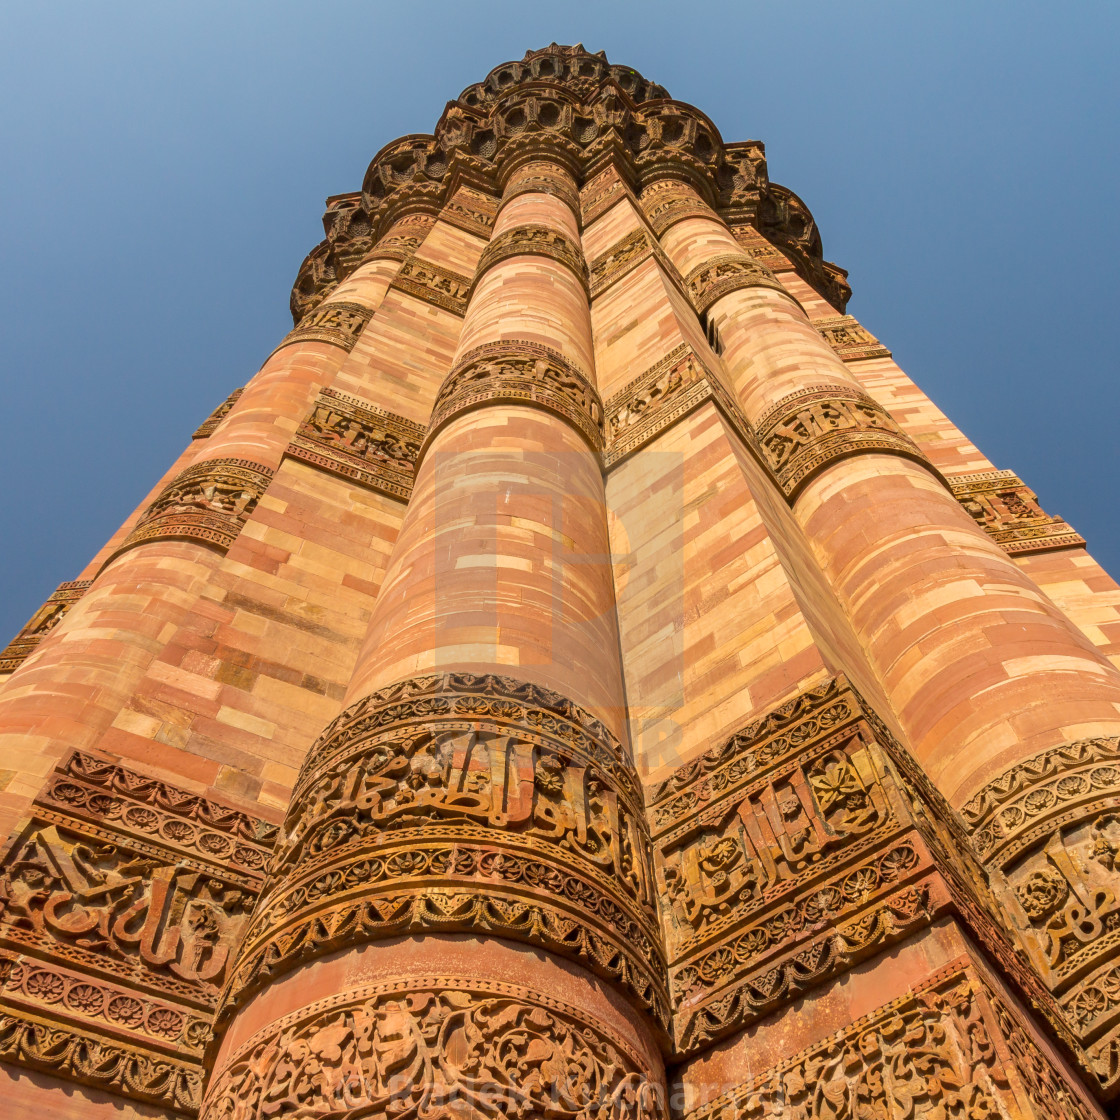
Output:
[685,252,791,316]
[756,385,931,498]
[390,255,472,316]
[502,164,582,215]
[273,300,375,354]
[588,227,681,300]
[285,387,424,502]
[0,578,91,673]
[0,749,277,1112]
[219,672,669,1032]
[640,181,715,237]
[961,735,1120,1090]
[203,979,666,1120]
[422,340,605,458]
[473,223,588,294]
[193,386,244,440]
[114,457,273,557]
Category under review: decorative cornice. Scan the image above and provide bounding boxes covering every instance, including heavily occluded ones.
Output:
[755,384,932,499]
[0,579,91,674]
[948,469,1085,555]
[423,340,604,456]
[389,254,472,315]
[284,388,424,501]
[192,387,243,439]
[113,458,273,557]
[290,46,849,323]
[684,252,791,315]
[811,314,892,361]
[473,223,588,293]
[275,301,374,355]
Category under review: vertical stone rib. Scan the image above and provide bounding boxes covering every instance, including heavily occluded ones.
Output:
[204,161,668,1118]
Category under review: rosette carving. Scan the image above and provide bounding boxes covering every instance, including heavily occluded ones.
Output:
[203,978,665,1120]
[220,673,668,1031]
[473,223,588,292]
[755,385,931,499]
[116,458,273,555]
[425,341,604,455]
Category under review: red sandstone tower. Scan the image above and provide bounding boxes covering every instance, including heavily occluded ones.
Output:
[2,42,1120,1120]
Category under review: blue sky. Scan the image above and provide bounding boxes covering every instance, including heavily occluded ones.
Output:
[2,2,1118,641]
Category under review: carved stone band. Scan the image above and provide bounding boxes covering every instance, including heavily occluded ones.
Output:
[812,313,891,361]
[684,252,790,316]
[960,735,1120,1093]
[755,385,930,499]
[389,255,472,315]
[285,387,424,502]
[588,227,680,300]
[220,672,668,1031]
[203,979,666,1120]
[0,578,91,673]
[422,340,604,458]
[193,386,244,439]
[0,750,276,1111]
[273,300,374,354]
[681,965,1099,1120]
[502,166,582,215]
[115,458,273,557]
[439,187,499,237]
[948,469,1084,555]
[473,224,588,294]
[640,182,714,236]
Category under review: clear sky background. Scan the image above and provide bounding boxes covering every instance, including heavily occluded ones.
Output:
[1,2,1118,643]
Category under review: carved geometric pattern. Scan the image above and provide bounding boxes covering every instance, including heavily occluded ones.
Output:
[588,227,681,299]
[681,962,1101,1120]
[755,384,931,499]
[949,469,1085,554]
[0,750,277,1113]
[285,388,424,501]
[685,252,790,316]
[192,387,243,439]
[218,673,669,1034]
[961,736,1120,1093]
[811,313,892,361]
[640,180,715,236]
[426,340,604,455]
[275,301,375,353]
[116,458,273,556]
[474,224,588,292]
[202,978,666,1120]
[439,186,499,238]
[389,255,472,315]
[0,579,91,674]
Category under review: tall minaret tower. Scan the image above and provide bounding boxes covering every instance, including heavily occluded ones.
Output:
[1,44,1118,1120]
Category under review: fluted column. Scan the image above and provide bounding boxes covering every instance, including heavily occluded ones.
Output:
[646,175,1120,1087]
[0,218,415,839]
[201,161,667,1118]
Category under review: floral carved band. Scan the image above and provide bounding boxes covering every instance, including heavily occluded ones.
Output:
[217,672,669,1033]
[960,735,1120,1092]
[685,252,790,316]
[755,385,931,499]
[203,978,666,1120]
[273,300,374,354]
[473,223,588,294]
[421,340,605,458]
[114,457,273,557]
[502,165,582,215]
